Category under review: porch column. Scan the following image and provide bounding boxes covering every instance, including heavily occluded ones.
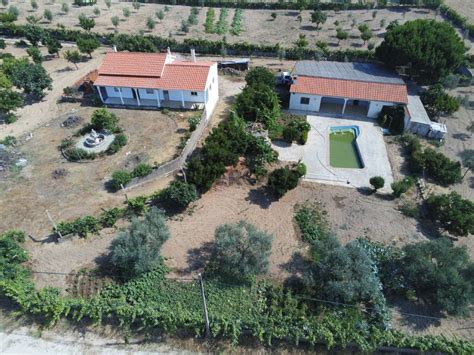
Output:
[341,98,348,115]
[180,91,185,108]
[118,88,124,105]
[204,89,207,109]
[134,88,140,106]
[97,86,104,103]
[155,90,161,108]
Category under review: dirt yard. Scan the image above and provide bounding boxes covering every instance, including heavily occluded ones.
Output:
[445,0,474,23]
[7,1,463,51]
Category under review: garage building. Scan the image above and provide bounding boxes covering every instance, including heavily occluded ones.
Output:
[289,61,408,118]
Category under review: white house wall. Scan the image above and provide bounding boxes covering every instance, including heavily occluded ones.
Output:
[367,101,395,118]
[289,93,321,111]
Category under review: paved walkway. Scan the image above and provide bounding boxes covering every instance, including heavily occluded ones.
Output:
[272,115,394,193]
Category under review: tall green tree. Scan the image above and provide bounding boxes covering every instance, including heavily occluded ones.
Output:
[211,220,273,280]
[2,58,52,98]
[78,14,95,31]
[46,38,62,57]
[311,10,327,30]
[244,67,275,88]
[64,49,81,70]
[26,46,43,64]
[76,37,100,58]
[234,83,281,129]
[399,238,474,316]
[111,207,169,280]
[376,20,466,83]
[0,72,22,118]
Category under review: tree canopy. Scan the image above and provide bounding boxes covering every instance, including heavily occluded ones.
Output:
[76,37,100,58]
[425,192,474,237]
[0,72,22,118]
[420,84,460,119]
[244,67,275,88]
[211,220,273,280]
[376,20,466,83]
[2,58,52,98]
[110,207,169,280]
[399,238,474,316]
[234,83,281,129]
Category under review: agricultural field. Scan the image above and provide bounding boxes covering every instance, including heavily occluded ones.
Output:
[5,1,466,51]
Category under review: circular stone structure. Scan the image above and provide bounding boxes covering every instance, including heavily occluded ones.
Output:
[75,131,115,153]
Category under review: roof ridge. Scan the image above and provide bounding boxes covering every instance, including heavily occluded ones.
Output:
[295,75,406,86]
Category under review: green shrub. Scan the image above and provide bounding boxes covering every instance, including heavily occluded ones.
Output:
[369,176,385,191]
[91,108,119,132]
[64,147,97,161]
[127,195,148,214]
[56,216,100,238]
[425,192,474,236]
[131,163,153,178]
[188,115,201,132]
[418,148,462,185]
[294,200,330,243]
[111,207,169,280]
[156,180,198,211]
[268,163,305,198]
[111,170,132,191]
[106,133,127,155]
[391,176,414,198]
[98,208,124,227]
[211,221,273,280]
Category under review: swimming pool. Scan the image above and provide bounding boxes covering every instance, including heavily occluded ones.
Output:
[329,126,364,169]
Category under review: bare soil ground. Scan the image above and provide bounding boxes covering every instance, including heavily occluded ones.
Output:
[7,2,459,51]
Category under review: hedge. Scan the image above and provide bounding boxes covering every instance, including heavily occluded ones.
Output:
[439,4,474,38]
[0,22,375,61]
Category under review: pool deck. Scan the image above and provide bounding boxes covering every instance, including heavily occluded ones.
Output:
[272,115,394,193]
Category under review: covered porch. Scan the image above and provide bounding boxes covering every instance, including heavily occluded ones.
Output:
[102,97,204,110]
[319,97,370,118]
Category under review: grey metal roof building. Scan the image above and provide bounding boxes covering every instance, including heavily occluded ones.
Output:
[293,61,405,85]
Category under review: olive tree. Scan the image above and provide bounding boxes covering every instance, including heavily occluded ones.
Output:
[111,207,169,280]
[399,238,474,316]
[211,221,273,280]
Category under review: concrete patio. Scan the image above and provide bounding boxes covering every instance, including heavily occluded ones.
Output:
[272,115,394,193]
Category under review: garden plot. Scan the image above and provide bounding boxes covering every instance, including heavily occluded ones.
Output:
[9,2,440,50]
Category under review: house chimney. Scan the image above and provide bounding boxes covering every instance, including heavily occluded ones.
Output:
[113,45,117,52]
[191,48,196,63]
[167,47,172,56]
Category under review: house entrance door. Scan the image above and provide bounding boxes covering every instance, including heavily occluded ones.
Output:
[163,90,169,101]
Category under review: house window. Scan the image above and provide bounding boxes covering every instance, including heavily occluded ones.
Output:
[300,97,310,105]
[191,91,198,96]
[146,89,154,94]
[114,87,120,93]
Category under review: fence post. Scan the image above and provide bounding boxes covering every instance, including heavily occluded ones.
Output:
[198,273,211,338]
[46,210,63,242]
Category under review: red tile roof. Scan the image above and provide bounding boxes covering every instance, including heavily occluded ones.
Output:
[98,52,167,77]
[94,52,214,91]
[290,76,408,104]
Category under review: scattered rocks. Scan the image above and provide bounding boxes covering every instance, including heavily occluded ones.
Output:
[62,115,82,128]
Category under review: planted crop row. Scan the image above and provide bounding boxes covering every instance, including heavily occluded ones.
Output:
[230,8,242,36]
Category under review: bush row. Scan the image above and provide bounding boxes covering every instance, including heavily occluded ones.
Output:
[1,229,473,353]
[122,0,434,11]
[54,180,199,238]
[0,22,375,61]
[400,135,462,186]
[439,4,474,37]
[110,163,154,191]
